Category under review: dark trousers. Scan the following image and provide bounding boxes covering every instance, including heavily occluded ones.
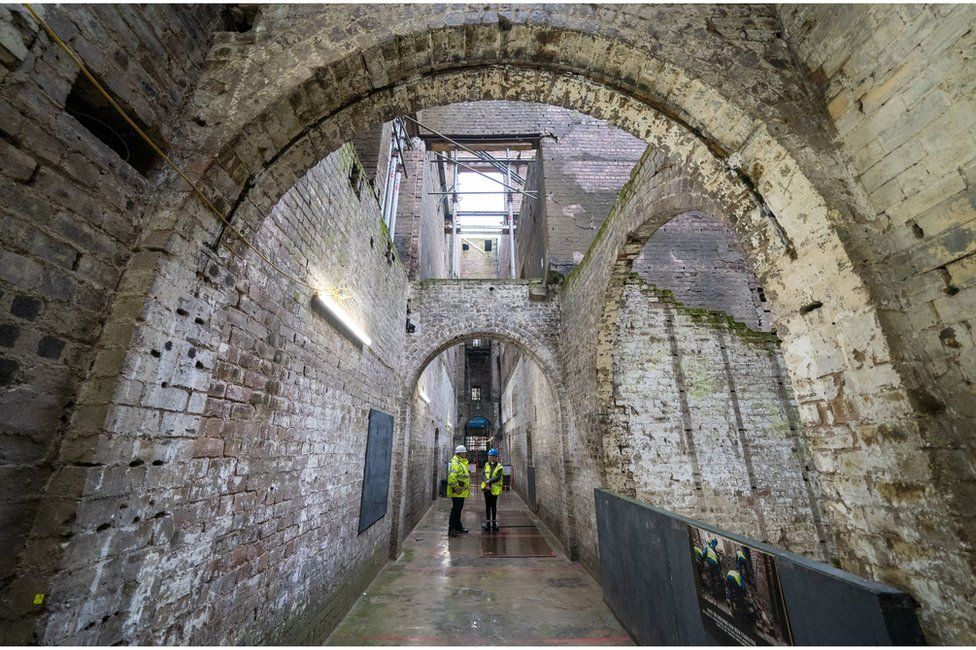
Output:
[484,492,498,522]
[449,497,465,531]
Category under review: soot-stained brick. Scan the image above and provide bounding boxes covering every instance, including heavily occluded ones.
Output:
[0,357,19,385]
[9,295,41,321]
[37,335,66,359]
[0,323,20,347]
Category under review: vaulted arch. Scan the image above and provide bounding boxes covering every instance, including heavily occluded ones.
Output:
[9,5,966,644]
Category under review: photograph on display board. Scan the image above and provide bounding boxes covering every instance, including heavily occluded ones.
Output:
[688,525,793,646]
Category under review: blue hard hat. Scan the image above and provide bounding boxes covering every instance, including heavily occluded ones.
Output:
[488,448,498,456]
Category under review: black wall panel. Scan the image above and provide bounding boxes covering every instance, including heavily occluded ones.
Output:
[595,489,924,646]
[358,409,394,533]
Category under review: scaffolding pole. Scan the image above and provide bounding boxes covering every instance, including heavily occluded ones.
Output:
[450,150,459,279]
[506,147,516,278]
[430,152,535,202]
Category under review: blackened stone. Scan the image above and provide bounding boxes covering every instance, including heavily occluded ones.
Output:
[0,323,20,347]
[10,295,41,321]
[0,358,18,384]
[37,335,66,359]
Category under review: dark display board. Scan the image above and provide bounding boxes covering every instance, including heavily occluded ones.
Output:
[595,489,924,646]
[358,409,394,534]
[526,465,537,510]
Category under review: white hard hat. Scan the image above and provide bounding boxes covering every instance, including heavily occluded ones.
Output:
[455,445,467,453]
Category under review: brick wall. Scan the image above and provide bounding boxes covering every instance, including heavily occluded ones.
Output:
[404,351,457,535]
[608,278,826,559]
[0,3,219,607]
[780,7,976,639]
[457,237,500,279]
[632,212,770,331]
[4,144,413,644]
[500,352,565,540]
[5,4,974,645]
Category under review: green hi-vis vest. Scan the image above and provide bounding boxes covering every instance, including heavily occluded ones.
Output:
[726,570,745,590]
[705,547,719,566]
[447,455,471,498]
[481,462,504,496]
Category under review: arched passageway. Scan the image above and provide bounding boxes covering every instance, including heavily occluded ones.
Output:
[2,5,973,646]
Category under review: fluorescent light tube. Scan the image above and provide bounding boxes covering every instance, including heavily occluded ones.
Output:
[312,292,372,348]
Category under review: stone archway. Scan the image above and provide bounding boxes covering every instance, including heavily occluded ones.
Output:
[565,148,966,639]
[10,5,967,644]
[392,278,573,558]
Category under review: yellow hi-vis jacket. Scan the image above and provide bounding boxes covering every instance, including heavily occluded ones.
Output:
[481,461,504,496]
[447,455,470,498]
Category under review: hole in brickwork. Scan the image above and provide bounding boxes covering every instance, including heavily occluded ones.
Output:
[188,348,196,359]
[176,308,189,317]
[936,267,959,295]
[152,511,167,519]
[128,459,144,467]
[151,460,164,466]
[132,516,141,524]
[911,222,924,239]
[194,317,205,325]
[160,381,168,388]
[221,5,259,32]
[96,522,111,532]
[798,301,823,315]
[349,163,364,198]
[150,349,161,358]
[195,361,204,369]
[64,71,165,178]
[164,341,172,351]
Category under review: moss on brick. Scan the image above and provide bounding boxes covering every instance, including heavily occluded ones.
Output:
[625,274,780,346]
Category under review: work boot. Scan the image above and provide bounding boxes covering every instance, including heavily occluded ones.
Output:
[459,527,469,534]
[482,521,491,531]
[491,521,499,531]
[448,530,459,538]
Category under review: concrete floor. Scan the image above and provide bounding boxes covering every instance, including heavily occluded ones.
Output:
[326,495,632,645]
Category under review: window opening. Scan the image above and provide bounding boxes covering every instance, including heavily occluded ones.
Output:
[65,71,164,177]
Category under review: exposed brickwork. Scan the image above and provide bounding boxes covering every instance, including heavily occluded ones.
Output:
[500,353,565,540]
[606,278,826,559]
[632,212,770,330]
[392,141,449,280]
[779,7,976,638]
[456,341,501,441]
[3,4,974,645]
[560,145,969,642]
[0,3,219,611]
[403,353,457,536]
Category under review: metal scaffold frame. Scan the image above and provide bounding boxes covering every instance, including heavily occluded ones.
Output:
[403,114,536,279]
